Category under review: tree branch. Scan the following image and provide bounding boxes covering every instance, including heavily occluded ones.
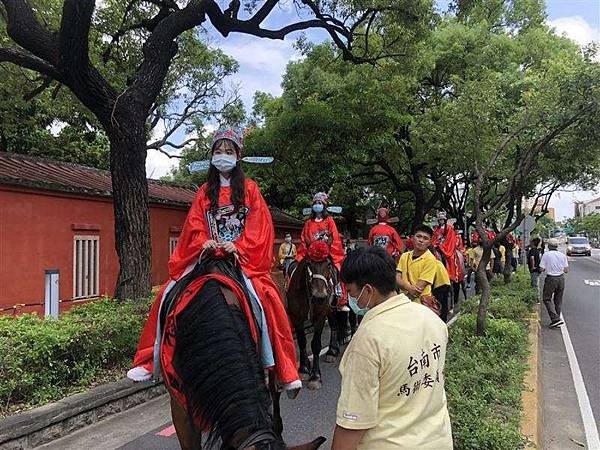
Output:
[59,0,94,70]
[0,47,60,78]
[0,0,59,64]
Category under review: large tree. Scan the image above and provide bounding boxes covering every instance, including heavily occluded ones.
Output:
[0,0,424,299]
[422,1,600,334]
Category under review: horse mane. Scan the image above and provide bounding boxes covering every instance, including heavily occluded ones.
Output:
[172,278,285,450]
[287,258,308,294]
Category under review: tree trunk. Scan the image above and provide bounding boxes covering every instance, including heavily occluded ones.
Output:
[476,245,492,336]
[503,245,512,284]
[109,124,152,301]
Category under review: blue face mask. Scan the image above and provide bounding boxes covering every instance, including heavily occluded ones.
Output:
[348,286,371,316]
[211,154,237,173]
[312,203,324,214]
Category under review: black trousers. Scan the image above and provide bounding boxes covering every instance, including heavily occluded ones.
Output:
[433,285,451,323]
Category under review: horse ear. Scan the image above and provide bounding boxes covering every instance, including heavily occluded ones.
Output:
[286,436,327,450]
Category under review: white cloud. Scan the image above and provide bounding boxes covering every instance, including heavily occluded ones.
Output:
[146,149,180,179]
[211,36,302,107]
[548,16,599,47]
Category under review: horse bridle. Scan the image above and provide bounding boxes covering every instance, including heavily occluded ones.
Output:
[237,429,279,449]
[306,262,333,296]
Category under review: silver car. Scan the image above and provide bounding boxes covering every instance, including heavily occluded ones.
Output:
[566,236,592,256]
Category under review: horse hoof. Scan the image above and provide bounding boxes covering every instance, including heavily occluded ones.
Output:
[307,379,322,390]
[324,354,336,363]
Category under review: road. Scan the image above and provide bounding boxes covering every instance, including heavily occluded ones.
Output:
[41,336,343,450]
[542,247,600,449]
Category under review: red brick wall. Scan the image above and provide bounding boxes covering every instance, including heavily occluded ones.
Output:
[0,187,301,316]
[0,187,187,315]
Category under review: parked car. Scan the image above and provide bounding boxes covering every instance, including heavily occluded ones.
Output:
[566,236,592,256]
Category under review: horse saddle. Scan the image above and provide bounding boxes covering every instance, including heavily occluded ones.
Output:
[158,256,260,341]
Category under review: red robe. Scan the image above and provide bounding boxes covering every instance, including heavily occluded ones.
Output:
[432,225,465,283]
[296,216,345,269]
[133,179,299,385]
[368,223,404,259]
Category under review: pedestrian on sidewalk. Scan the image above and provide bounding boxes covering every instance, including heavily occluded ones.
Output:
[540,238,569,328]
[332,246,453,450]
[527,237,542,288]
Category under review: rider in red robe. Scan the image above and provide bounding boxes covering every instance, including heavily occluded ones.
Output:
[296,192,348,309]
[128,128,301,394]
[367,208,404,262]
[431,211,465,283]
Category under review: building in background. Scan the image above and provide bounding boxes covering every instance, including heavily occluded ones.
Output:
[0,153,302,316]
[574,197,600,217]
[523,197,556,221]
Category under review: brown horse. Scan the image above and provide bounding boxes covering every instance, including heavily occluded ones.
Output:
[159,254,326,450]
[286,257,346,390]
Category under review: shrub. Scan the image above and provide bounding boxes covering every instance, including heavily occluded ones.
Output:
[447,280,532,449]
[0,298,149,413]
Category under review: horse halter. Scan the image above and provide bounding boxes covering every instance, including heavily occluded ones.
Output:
[236,429,280,449]
[306,264,330,286]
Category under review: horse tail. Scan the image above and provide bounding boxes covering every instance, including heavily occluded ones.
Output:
[172,280,274,448]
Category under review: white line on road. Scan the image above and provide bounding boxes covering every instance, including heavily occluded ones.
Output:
[560,314,600,450]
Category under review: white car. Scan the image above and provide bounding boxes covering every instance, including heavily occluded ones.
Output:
[566,236,592,256]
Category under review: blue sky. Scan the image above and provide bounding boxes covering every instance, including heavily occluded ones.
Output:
[146,0,600,220]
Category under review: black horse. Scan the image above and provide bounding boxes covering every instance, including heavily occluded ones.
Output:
[286,257,347,390]
[160,254,326,450]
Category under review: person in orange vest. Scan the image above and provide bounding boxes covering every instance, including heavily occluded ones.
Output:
[368,207,404,263]
[127,128,301,396]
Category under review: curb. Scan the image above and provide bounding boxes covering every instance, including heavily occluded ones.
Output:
[520,304,543,449]
[0,378,166,449]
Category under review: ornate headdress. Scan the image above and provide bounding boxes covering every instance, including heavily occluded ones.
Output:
[313,192,329,204]
[377,207,390,223]
[212,127,243,152]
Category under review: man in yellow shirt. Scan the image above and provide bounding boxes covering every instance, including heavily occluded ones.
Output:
[396,225,440,315]
[278,233,296,276]
[333,246,453,449]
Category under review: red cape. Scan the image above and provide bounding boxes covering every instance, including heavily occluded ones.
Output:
[133,179,299,385]
[432,225,465,282]
[368,223,405,257]
[296,216,345,269]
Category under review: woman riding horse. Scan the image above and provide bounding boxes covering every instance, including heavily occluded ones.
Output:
[295,192,348,311]
[128,128,301,397]
[159,253,325,450]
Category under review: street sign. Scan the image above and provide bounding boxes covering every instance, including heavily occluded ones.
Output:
[520,215,536,247]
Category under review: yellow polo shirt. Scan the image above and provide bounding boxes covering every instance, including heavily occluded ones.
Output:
[336,294,453,449]
[433,260,451,289]
[397,249,438,298]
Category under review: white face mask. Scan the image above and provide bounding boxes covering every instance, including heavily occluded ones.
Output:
[211,154,237,173]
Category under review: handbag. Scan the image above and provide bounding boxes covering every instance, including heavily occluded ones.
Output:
[420,295,442,317]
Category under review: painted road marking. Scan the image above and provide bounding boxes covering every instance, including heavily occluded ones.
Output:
[584,280,600,287]
[560,314,600,450]
[157,425,176,437]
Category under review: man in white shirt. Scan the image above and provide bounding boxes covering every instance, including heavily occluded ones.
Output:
[539,238,569,328]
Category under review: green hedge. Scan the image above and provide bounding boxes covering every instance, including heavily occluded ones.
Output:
[446,270,536,449]
[0,298,149,414]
